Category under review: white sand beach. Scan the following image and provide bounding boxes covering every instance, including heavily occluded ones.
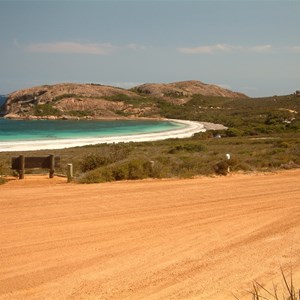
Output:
[0,119,209,152]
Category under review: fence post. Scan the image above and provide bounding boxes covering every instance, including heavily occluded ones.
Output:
[226,153,231,173]
[19,155,25,179]
[49,155,55,178]
[67,163,73,183]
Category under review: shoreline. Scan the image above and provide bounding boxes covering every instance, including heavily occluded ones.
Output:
[0,119,216,152]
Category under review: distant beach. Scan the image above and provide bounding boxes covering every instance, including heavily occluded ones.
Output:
[0,119,207,152]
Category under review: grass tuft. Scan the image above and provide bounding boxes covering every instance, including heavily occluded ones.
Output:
[234,269,299,300]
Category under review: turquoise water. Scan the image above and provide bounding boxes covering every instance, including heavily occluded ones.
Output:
[0,118,183,142]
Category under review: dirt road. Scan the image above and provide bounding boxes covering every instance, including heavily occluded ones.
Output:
[1,170,300,299]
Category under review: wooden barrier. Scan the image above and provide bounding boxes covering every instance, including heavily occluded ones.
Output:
[67,163,73,183]
[11,155,60,179]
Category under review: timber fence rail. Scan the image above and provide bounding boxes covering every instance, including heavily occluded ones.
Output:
[11,155,60,179]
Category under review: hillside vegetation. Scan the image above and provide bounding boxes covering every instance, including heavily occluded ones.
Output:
[0,81,247,119]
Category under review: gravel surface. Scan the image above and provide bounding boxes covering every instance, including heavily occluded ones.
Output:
[1,170,300,300]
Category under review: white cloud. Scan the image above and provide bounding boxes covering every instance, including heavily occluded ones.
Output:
[26,42,116,55]
[178,44,237,54]
[249,45,272,53]
[287,46,300,53]
[178,44,273,54]
[24,41,149,55]
[105,82,143,89]
[127,43,147,51]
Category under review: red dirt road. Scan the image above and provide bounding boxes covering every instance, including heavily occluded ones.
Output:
[1,170,300,299]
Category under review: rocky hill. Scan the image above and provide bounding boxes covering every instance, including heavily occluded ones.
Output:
[0,81,247,119]
[132,80,247,101]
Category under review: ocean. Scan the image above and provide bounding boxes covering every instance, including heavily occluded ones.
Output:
[0,118,183,142]
[0,118,205,152]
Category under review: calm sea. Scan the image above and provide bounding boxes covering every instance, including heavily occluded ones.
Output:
[0,118,183,142]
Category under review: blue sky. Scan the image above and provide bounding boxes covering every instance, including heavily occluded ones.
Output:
[0,0,299,97]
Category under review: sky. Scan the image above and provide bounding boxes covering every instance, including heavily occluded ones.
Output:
[0,0,299,97]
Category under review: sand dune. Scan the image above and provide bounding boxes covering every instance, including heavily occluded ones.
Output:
[0,170,300,299]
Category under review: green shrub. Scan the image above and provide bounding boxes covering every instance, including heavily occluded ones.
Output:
[80,153,109,172]
[111,159,151,180]
[149,161,169,178]
[111,163,129,180]
[69,110,91,117]
[234,162,253,172]
[265,111,293,125]
[34,103,62,116]
[168,142,206,154]
[276,141,290,148]
[163,90,184,98]
[226,128,244,137]
[79,145,132,172]
[105,94,132,102]
[127,159,147,179]
[78,168,113,183]
[193,131,214,139]
[80,158,156,183]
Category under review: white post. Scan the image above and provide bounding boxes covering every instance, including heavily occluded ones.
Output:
[226,153,231,173]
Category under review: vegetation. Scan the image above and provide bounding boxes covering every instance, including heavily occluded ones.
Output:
[154,94,300,135]
[0,128,298,183]
[33,103,62,117]
[53,94,80,102]
[234,269,299,300]
[0,161,7,184]
[104,94,153,108]
[69,110,91,117]
[0,93,299,183]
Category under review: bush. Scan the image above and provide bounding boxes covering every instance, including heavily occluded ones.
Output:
[78,168,113,183]
[111,159,152,180]
[34,103,62,116]
[149,161,169,178]
[265,111,293,125]
[69,110,91,117]
[127,159,147,179]
[80,153,110,172]
[168,142,206,154]
[111,163,129,180]
[214,161,229,175]
[226,128,244,137]
[79,145,132,172]
[80,158,155,183]
[276,141,290,148]
[0,161,10,181]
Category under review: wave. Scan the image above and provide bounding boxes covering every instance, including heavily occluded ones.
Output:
[0,119,206,152]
